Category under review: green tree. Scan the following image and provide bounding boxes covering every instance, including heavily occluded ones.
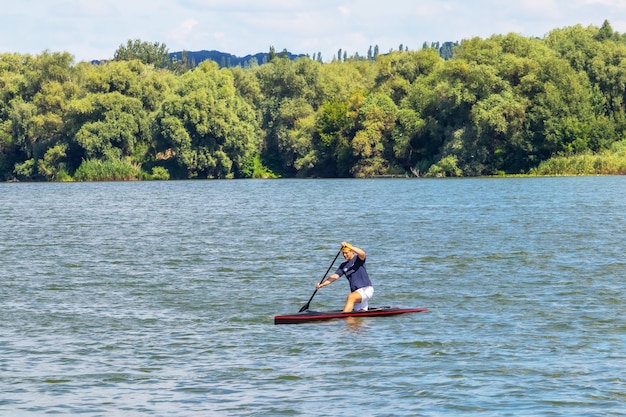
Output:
[399,58,493,174]
[310,101,352,177]
[6,51,76,179]
[37,142,68,180]
[350,92,398,177]
[113,39,170,68]
[66,60,174,173]
[374,49,442,104]
[68,91,147,161]
[153,61,259,178]
[546,22,626,144]
[318,60,376,104]
[255,56,323,175]
[309,60,378,177]
[390,108,426,174]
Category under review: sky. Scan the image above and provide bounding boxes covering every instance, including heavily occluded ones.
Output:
[2,0,625,63]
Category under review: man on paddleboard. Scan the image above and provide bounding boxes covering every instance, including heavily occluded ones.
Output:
[316,241,374,312]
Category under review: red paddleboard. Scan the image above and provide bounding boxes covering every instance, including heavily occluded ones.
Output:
[274,306,428,325]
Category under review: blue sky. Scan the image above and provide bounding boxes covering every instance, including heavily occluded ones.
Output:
[1,0,624,63]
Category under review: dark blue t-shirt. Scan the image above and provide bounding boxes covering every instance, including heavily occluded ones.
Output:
[335,256,372,292]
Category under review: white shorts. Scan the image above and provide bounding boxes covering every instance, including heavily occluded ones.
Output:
[354,286,374,311]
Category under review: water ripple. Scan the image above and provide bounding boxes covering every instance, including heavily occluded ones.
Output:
[1,177,625,416]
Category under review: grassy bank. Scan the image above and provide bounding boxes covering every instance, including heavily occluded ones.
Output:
[529,141,626,176]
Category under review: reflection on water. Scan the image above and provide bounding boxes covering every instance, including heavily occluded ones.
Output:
[344,317,367,333]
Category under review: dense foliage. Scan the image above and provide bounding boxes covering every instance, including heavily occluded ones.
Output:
[2,21,626,181]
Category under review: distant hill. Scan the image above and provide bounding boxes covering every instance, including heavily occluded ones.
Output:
[91,44,455,68]
[169,50,308,68]
[170,43,457,68]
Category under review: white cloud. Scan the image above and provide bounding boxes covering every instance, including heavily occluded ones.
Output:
[519,0,563,17]
[166,18,199,44]
[582,0,626,6]
[0,0,624,62]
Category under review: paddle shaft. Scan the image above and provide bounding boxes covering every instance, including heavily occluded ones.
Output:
[299,248,342,312]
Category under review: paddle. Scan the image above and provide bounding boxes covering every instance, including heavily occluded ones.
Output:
[299,248,342,312]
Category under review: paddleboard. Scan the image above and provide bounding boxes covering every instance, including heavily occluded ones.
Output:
[274,306,428,325]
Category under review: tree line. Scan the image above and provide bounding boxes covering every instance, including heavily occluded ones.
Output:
[1,20,626,181]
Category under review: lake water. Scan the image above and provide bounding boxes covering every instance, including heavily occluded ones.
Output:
[1,177,625,416]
